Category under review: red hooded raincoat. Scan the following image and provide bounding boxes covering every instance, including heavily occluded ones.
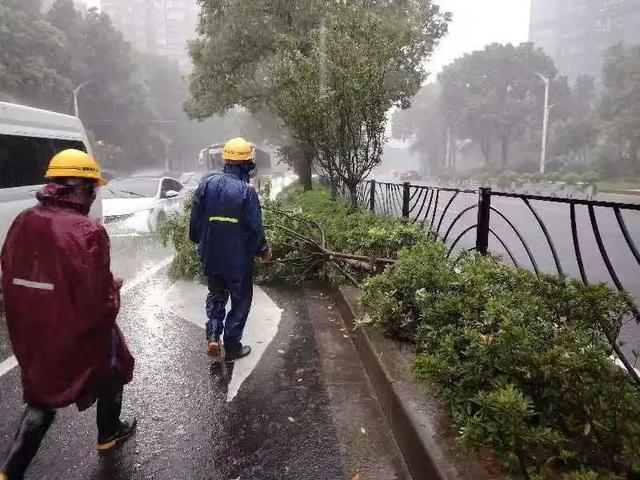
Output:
[0,184,134,410]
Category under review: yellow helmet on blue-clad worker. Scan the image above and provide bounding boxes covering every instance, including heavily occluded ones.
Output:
[222,137,255,162]
[45,149,107,186]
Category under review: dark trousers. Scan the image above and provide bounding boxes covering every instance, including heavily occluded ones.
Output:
[205,273,253,351]
[1,372,123,480]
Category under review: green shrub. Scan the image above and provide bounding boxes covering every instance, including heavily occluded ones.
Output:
[157,193,203,280]
[363,250,640,478]
[496,171,519,189]
[564,172,581,186]
[520,173,534,184]
[544,171,562,183]
[361,241,452,339]
[582,171,601,186]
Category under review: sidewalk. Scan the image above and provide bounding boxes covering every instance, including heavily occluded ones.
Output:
[0,268,409,480]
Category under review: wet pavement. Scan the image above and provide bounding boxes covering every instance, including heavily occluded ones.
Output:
[0,249,409,479]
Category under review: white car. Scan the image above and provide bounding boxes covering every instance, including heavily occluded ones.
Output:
[102,177,185,233]
[179,172,212,191]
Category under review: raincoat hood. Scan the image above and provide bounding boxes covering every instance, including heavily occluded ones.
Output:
[223,162,254,183]
[36,183,91,215]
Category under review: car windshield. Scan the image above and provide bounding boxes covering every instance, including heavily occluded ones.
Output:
[180,173,203,186]
[102,178,159,198]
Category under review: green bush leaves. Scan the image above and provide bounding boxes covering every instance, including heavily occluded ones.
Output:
[363,247,639,478]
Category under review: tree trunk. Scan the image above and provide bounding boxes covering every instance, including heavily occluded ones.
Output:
[330,180,338,200]
[480,141,492,166]
[348,184,358,209]
[298,153,313,191]
[500,135,509,167]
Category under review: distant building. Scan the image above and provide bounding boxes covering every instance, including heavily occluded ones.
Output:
[100,0,199,71]
[529,0,640,85]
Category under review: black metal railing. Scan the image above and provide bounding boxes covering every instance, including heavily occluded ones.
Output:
[354,180,640,322]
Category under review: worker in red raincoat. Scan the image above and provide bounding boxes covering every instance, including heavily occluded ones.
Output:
[0,149,136,480]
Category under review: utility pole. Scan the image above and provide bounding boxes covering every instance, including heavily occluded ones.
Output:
[73,81,91,118]
[535,72,550,175]
[445,124,452,172]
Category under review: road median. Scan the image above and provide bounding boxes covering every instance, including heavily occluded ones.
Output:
[335,285,500,480]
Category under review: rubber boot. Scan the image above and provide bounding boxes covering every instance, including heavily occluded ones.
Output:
[97,420,137,452]
[225,344,251,363]
[1,407,56,480]
[96,373,137,452]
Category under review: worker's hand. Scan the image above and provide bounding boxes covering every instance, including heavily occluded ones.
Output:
[114,277,124,289]
[261,247,273,263]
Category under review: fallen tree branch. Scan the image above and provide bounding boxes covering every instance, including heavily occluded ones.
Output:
[265,206,326,248]
[263,208,397,285]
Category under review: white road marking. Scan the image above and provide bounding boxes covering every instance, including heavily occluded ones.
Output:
[0,355,17,377]
[164,280,283,403]
[0,255,174,379]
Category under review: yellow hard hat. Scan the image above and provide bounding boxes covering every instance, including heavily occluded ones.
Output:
[45,149,107,186]
[222,137,255,162]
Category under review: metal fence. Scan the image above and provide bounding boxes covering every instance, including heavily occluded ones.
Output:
[354,180,640,321]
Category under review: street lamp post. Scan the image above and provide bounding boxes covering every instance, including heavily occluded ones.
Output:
[535,72,550,175]
[73,81,91,118]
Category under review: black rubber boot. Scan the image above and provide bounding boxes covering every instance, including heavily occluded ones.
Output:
[96,372,136,452]
[225,344,251,363]
[1,406,56,480]
[97,419,137,452]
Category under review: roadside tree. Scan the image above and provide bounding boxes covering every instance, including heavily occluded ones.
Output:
[270,2,448,205]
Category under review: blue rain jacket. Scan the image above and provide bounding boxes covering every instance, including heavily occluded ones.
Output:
[189,163,267,277]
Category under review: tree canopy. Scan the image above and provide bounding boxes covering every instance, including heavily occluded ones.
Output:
[600,44,640,175]
[392,40,640,179]
[188,0,449,192]
[438,43,558,168]
[0,0,241,172]
[0,2,71,109]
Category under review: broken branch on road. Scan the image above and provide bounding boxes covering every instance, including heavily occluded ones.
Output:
[262,206,396,286]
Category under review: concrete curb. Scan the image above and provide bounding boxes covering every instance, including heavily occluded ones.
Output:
[334,286,499,480]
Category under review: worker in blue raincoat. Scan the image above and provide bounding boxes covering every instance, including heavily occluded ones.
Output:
[189,137,272,362]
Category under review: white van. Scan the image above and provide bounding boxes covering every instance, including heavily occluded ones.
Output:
[0,102,103,253]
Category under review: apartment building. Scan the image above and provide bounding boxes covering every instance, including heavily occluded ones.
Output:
[529,0,640,85]
[101,0,199,71]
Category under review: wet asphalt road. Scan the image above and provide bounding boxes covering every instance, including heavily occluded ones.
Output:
[0,234,409,479]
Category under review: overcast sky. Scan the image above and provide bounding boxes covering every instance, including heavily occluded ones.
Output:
[85,0,531,75]
[428,0,531,75]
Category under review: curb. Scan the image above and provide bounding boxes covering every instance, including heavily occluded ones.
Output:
[334,286,497,480]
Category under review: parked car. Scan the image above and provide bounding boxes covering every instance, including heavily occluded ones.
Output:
[398,170,423,182]
[102,176,185,233]
[179,171,211,191]
[0,101,102,255]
